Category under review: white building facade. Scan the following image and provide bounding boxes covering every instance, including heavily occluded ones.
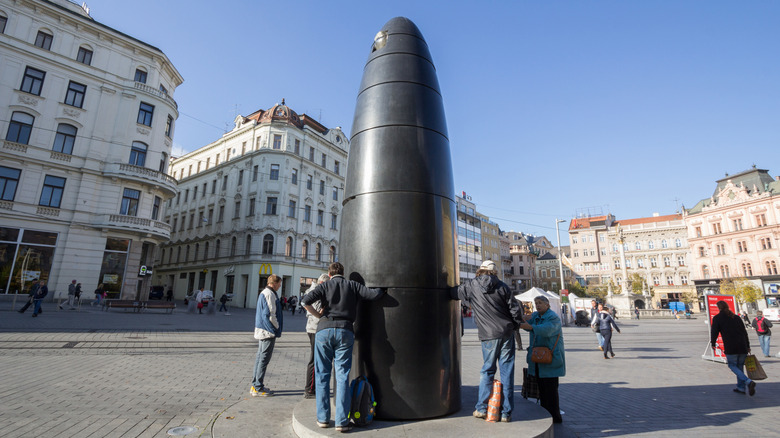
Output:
[0,0,182,299]
[157,102,347,308]
[456,193,482,282]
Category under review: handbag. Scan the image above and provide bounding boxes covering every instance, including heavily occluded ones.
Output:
[197,302,204,309]
[592,324,600,333]
[531,333,561,364]
[745,354,768,381]
[521,366,540,401]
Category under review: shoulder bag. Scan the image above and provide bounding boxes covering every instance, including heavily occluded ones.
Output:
[531,332,561,364]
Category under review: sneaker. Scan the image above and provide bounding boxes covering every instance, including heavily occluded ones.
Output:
[335,425,352,433]
[610,352,615,358]
[259,387,274,397]
[748,381,756,396]
[59,304,64,310]
[501,415,511,423]
[304,393,316,399]
[250,386,260,397]
[598,346,603,351]
[733,388,746,394]
[317,421,329,428]
[604,356,609,359]
[473,410,486,419]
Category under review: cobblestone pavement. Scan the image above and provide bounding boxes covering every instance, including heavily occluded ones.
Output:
[0,301,777,437]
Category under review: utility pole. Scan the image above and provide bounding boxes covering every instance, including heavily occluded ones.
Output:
[555,219,566,293]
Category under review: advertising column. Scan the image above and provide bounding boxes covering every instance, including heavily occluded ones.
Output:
[702,294,736,363]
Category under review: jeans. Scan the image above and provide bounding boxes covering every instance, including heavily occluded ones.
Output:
[601,329,613,356]
[476,334,515,417]
[33,299,43,315]
[314,328,354,426]
[219,303,227,312]
[596,331,604,347]
[252,338,276,390]
[758,335,771,357]
[725,353,752,391]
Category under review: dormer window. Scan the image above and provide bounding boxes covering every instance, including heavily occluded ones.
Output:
[35,30,53,50]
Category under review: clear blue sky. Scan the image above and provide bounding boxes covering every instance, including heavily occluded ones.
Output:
[84,0,780,243]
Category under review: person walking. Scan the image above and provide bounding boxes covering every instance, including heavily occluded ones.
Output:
[634,308,640,320]
[60,279,77,310]
[218,293,229,312]
[751,310,773,358]
[519,295,565,424]
[301,262,386,432]
[74,283,82,307]
[18,279,41,314]
[250,274,284,397]
[450,260,522,423]
[711,300,756,396]
[30,280,49,317]
[91,284,105,307]
[593,304,620,359]
[303,273,329,400]
[590,300,604,350]
[288,295,297,316]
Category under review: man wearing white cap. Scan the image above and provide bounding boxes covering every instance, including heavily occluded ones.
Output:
[451,260,522,423]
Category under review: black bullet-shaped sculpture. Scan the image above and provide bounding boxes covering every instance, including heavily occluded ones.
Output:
[341,17,460,420]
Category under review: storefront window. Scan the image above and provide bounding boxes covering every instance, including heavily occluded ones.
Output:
[0,228,58,294]
[98,238,130,298]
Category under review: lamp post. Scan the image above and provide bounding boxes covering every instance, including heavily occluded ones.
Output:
[555,219,568,325]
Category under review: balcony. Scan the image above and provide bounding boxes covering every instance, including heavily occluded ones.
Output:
[103,162,177,197]
[95,214,172,240]
[134,82,178,110]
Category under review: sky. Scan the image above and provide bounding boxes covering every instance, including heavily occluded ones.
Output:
[82,0,780,244]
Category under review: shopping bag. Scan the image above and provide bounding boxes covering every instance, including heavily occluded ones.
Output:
[521,368,540,400]
[745,354,767,381]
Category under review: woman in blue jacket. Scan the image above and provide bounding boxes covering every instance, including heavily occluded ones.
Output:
[520,295,565,423]
[593,304,620,359]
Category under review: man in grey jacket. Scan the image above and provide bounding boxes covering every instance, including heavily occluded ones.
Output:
[450,260,522,423]
[60,279,77,310]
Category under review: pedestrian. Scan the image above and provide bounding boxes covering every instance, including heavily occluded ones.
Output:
[450,260,522,423]
[594,304,620,359]
[166,287,173,302]
[219,293,229,312]
[288,295,297,316]
[17,278,41,314]
[91,284,105,307]
[74,283,82,307]
[634,308,640,320]
[741,311,751,328]
[751,310,773,357]
[303,273,329,400]
[60,279,77,310]
[710,300,756,396]
[590,300,604,350]
[29,280,49,317]
[250,274,284,397]
[196,287,205,314]
[519,295,565,424]
[301,262,386,432]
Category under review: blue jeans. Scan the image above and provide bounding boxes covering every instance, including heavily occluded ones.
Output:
[33,299,42,315]
[726,354,752,391]
[758,335,771,357]
[476,334,515,416]
[314,328,354,426]
[252,338,276,390]
[596,332,604,347]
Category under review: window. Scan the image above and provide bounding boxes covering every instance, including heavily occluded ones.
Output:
[720,265,730,278]
[761,237,772,250]
[20,67,45,95]
[39,175,66,208]
[572,237,578,244]
[248,198,256,216]
[266,197,277,215]
[702,265,710,279]
[307,175,313,190]
[304,205,311,222]
[634,242,641,250]
[193,186,198,199]
[0,166,21,201]
[270,164,279,180]
[172,217,178,231]
[302,240,309,259]
[230,237,236,256]
[573,250,579,258]
[331,213,337,230]
[119,188,140,215]
[253,165,258,182]
[698,246,705,257]
[134,69,147,83]
[179,216,185,231]
[653,276,660,286]
[35,31,52,50]
[650,257,657,268]
[76,47,93,65]
[316,243,321,261]
[288,200,296,218]
[212,179,217,194]
[321,153,327,167]
[717,244,726,255]
[292,169,298,185]
[129,142,147,166]
[637,258,644,268]
[663,257,671,267]
[599,235,605,242]
[648,240,655,249]
[334,160,340,175]
[737,241,748,253]
[159,84,168,95]
[238,170,244,186]
[215,240,221,259]
[0,15,6,33]
[273,134,282,150]
[612,244,618,253]
[681,275,688,285]
[661,239,668,249]
[165,115,174,138]
[262,234,274,255]
[64,81,86,108]
[677,256,685,266]
[713,223,722,234]
[52,124,77,154]
[666,276,674,286]
[234,201,241,218]
[152,196,161,220]
[329,246,336,263]
[309,147,315,161]
[137,102,154,126]
[332,186,338,201]
[319,180,325,195]
[742,263,753,277]
[625,259,631,268]
[208,208,213,223]
[614,259,620,269]
[766,261,778,275]
[222,175,228,190]
[294,139,300,154]
[218,205,224,222]
[188,213,194,229]
[756,214,767,227]
[675,238,682,248]
[733,218,743,231]
[246,235,252,255]
[695,226,702,237]
[197,211,204,227]
[317,209,324,226]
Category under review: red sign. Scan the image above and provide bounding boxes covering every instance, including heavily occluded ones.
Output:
[706,295,736,359]
[561,289,569,296]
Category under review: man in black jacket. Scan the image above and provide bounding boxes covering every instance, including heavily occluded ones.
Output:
[451,260,522,423]
[710,300,756,395]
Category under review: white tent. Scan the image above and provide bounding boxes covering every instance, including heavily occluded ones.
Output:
[515,287,562,318]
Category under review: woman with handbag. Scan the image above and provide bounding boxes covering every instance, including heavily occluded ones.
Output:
[519,295,565,424]
[594,304,620,359]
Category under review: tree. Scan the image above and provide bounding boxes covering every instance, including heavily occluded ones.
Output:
[680,290,698,309]
[719,278,735,296]
[733,278,763,306]
[566,282,585,296]
[587,284,608,301]
[628,273,644,294]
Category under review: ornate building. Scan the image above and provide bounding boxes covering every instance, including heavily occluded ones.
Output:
[0,0,182,299]
[684,167,780,309]
[157,101,347,308]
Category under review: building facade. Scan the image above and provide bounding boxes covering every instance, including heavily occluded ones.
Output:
[0,0,182,299]
[568,215,615,287]
[684,167,780,309]
[456,193,482,282]
[504,231,539,292]
[156,102,347,308]
[479,213,501,267]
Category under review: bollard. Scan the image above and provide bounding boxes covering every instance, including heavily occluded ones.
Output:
[486,379,502,423]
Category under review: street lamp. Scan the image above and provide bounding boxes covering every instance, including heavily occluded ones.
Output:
[555,219,566,294]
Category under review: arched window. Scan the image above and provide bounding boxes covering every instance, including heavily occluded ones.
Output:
[767,260,778,275]
[720,265,730,278]
[285,237,293,257]
[329,246,336,263]
[204,242,210,260]
[648,240,655,249]
[215,239,221,259]
[675,238,682,248]
[661,239,668,249]
[168,248,173,264]
[245,234,252,255]
[53,123,77,154]
[302,240,308,259]
[194,243,199,261]
[742,263,752,276]
[176,246,181,263]
[262,234,274,255]
[702,265,710,279]
[316,243,322,261]
[230,236,237,256]
[129,141,147,166]
[6,112,34,144]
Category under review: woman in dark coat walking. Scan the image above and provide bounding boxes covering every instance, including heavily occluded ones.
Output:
[593,304,620,359]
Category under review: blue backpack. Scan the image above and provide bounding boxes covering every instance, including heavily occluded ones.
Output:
[349,376,376,426]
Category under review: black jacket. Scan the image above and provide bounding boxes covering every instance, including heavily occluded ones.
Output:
[452,274,521,341]
[301,275,385,333]
[594,312,620,332]
[711,312,750,354]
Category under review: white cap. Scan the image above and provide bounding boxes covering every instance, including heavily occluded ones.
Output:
[480,260,496,271]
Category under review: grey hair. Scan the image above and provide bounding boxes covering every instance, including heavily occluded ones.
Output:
[534,295,550,305]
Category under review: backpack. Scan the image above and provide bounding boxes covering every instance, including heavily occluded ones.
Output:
[348,376,376,426]
[756,317,769,334]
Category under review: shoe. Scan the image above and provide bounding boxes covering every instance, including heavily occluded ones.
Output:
[317,421,329,428]
[59,305,63,310]
[18,310,24,314]
[259,387,273,397]
[598,346,603,351]
[250,386,260,397]
[501,415,511,423]
[473,410,486,419]
[604,356,609,359]
[748,381,756,396]
[335,425,352,433]
[304,393,316,399]
[32,314,38,317]
[610,352,615,358]
[733,388,746,394]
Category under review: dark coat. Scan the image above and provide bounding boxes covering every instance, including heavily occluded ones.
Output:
[452,274,522,341]
[711,312,750,354]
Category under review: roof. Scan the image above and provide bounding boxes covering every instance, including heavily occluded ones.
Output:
[537,252,557,260]
[614,214,682,226]
[569,215,609,231]
[244,100,328,134]
[686,167,779,214]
